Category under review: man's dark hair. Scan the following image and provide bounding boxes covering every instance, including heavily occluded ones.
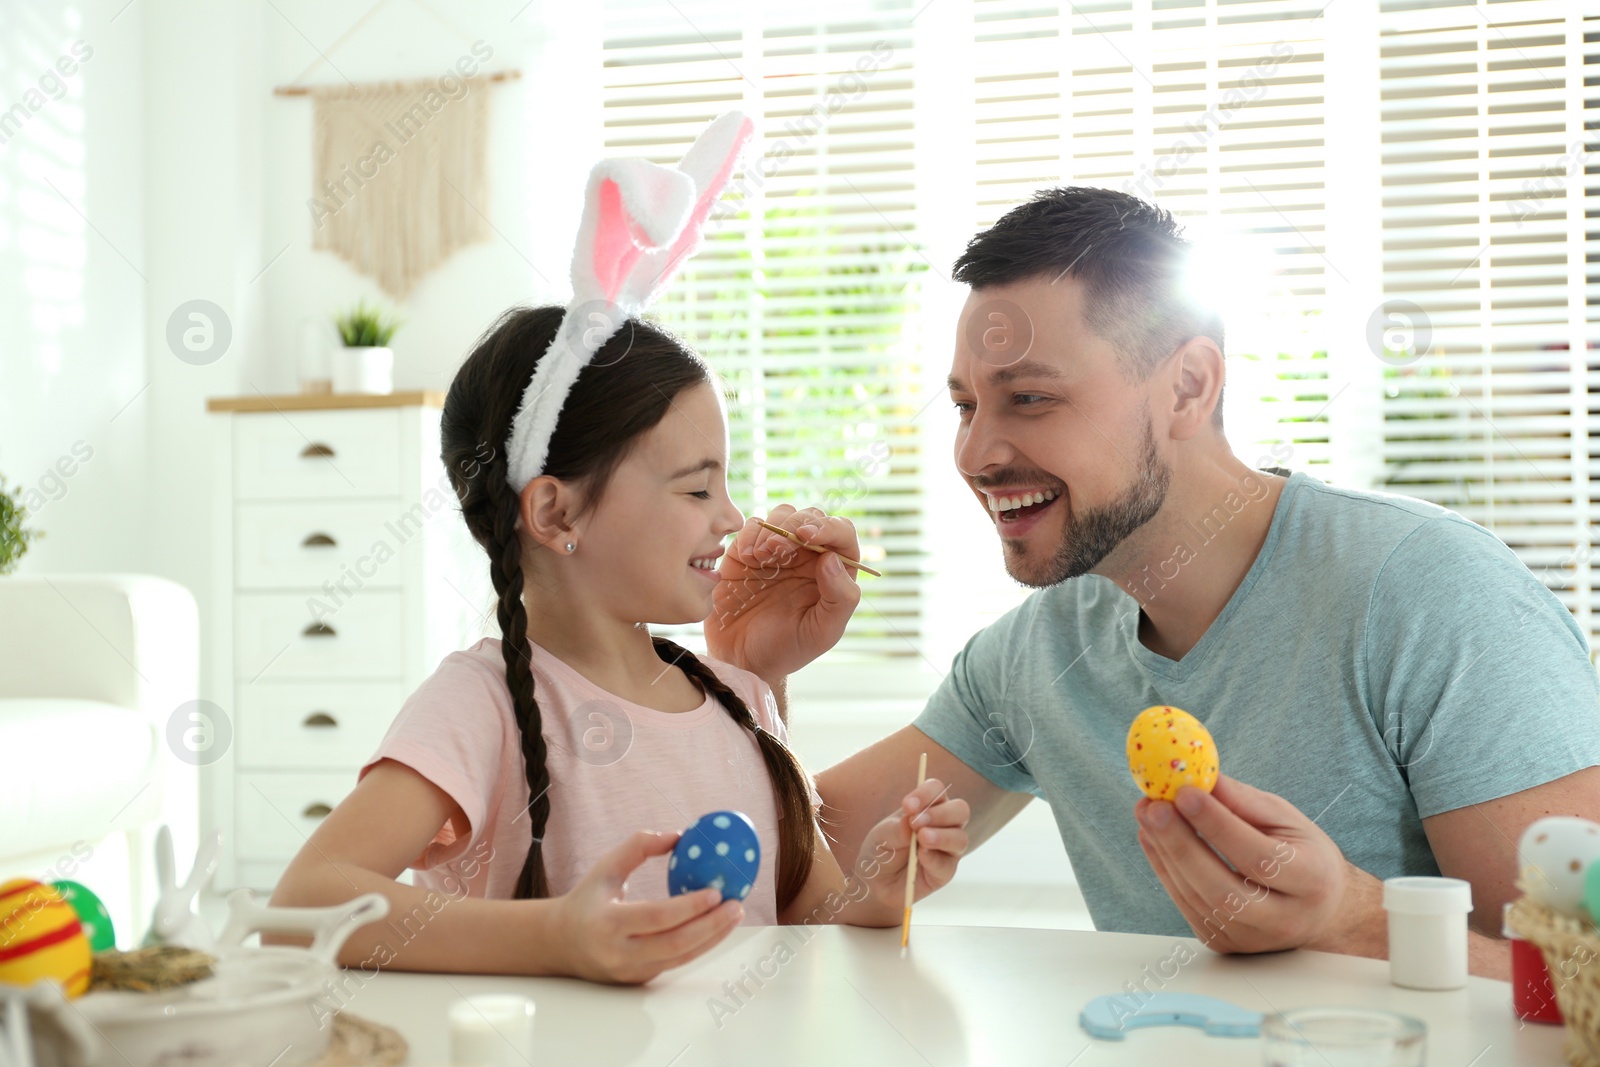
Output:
[952,186,1226,429]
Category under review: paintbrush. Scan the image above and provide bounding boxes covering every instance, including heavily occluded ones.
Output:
[901,751,928,949]
[754,519,883,577]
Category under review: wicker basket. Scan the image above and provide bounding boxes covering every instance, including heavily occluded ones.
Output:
[1508,892,1600,1067]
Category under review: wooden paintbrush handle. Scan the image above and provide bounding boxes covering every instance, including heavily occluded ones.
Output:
[754,519,883,577]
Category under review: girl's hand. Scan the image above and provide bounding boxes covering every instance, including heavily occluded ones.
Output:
[704,505,863,682]
[549,830,744,984]
[858,778,970,911]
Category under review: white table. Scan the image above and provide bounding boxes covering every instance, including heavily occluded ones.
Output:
[336,925,1565,1065]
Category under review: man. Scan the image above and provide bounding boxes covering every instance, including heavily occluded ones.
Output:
[707,186,1600,977]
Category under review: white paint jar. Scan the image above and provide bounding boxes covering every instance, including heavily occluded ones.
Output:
[1382,876,1473,990]
[448,994,536,1067]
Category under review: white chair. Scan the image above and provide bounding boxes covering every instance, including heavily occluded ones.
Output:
[0,575,199,948]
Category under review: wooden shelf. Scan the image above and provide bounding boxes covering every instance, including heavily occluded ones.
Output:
[207,390,446,413]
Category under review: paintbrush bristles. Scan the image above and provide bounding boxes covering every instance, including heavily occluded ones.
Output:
[753,519,884,577]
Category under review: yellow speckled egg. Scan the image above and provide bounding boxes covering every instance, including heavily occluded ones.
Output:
[0,878,92,997]
[1127,705,1219,802]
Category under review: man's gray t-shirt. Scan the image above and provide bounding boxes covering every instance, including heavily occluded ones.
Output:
[915,470,1600,935]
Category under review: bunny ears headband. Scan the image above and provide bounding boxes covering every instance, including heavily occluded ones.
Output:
[505,111,756,492]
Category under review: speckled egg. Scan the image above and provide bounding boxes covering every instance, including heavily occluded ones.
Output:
[1519,816,1600,916]
[1127,705,1219,802]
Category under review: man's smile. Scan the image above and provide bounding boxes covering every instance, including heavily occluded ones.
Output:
[978,487,1063,532]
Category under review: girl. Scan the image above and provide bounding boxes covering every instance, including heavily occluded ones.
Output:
[269,303,968,982]
[273,115,967,983]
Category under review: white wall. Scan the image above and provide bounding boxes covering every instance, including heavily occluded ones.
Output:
[251,0,595,400]
[4,0,599,601]
[137,0,598,700]
[5,0,599,676]
[1,0,602,885]
[1,2,148,574]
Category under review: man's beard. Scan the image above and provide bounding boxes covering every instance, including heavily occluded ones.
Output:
[1006,416,1171,588]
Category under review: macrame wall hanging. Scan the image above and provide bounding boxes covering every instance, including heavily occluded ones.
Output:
[271,0,520,298]
[307,77,490,298]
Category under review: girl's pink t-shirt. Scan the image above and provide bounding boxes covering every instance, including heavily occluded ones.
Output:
[358,637,809,925]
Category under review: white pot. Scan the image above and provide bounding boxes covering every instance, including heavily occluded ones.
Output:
[57,890,391,1067]
[332,346,394,394]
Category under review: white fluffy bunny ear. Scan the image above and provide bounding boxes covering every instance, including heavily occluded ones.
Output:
[505,110,754,492]
[572,157,697,314]
[617,110,755,308]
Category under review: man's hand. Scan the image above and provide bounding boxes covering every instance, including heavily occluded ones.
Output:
[1135,775,1383,957]
[704,505,862,682]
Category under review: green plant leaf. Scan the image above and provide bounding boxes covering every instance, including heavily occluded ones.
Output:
[334,299,402,348]
[0,475,41,575]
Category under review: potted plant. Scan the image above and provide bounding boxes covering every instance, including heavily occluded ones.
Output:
[0,474,40,574]
[332,300,402,394]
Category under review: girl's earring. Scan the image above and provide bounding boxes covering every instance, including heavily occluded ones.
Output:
[565,542,575,553]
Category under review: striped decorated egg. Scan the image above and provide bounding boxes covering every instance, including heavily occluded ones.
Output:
[0,878,92,997]
[1127,705,1220,802]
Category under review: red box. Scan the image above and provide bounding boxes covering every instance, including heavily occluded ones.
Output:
[1511,934,1564,1024]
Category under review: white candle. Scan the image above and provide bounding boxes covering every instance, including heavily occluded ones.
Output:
[448,994,537,1067]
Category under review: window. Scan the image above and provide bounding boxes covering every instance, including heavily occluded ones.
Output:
[593,0,1600,669]
[601,1,930,662]
[931,0,1346,662]
[1377,1,1597,644]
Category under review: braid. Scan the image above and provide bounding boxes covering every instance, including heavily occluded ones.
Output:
[651,637,816,911]
[481,458,554,900]
[443,305,755,905]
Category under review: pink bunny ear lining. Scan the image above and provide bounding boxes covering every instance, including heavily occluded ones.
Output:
[594,177,645,304]
[650,211,712,292]
[602,158,695,247]
[581,161,696,306]
[676,112,756,191]
[640,114,756,296]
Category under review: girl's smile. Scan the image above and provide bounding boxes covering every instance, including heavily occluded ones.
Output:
[550,381,743,626]
[690,549,724,582]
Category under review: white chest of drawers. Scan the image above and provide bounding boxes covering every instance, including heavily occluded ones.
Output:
[207,392,489,890]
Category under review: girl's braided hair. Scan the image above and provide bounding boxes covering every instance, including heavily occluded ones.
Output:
[440,305,816,907]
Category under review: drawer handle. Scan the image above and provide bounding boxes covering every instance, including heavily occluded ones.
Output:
[301,532,337,548]
[302,622,336,638]
[300,443,337,459]
[301,802,333,819]
[303,712,338,728]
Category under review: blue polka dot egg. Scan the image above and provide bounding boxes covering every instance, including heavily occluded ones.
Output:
[668,810,761,903]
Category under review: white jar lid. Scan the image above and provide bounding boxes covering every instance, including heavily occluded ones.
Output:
[1383,876,1474,915]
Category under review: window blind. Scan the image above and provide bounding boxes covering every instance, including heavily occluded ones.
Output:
[1376,0,1597,643]
[600,0,929,659]
[962,0,1599,650]
[918,0,1345,643]
[592,0,1599,665]
[968,0,1337,477]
